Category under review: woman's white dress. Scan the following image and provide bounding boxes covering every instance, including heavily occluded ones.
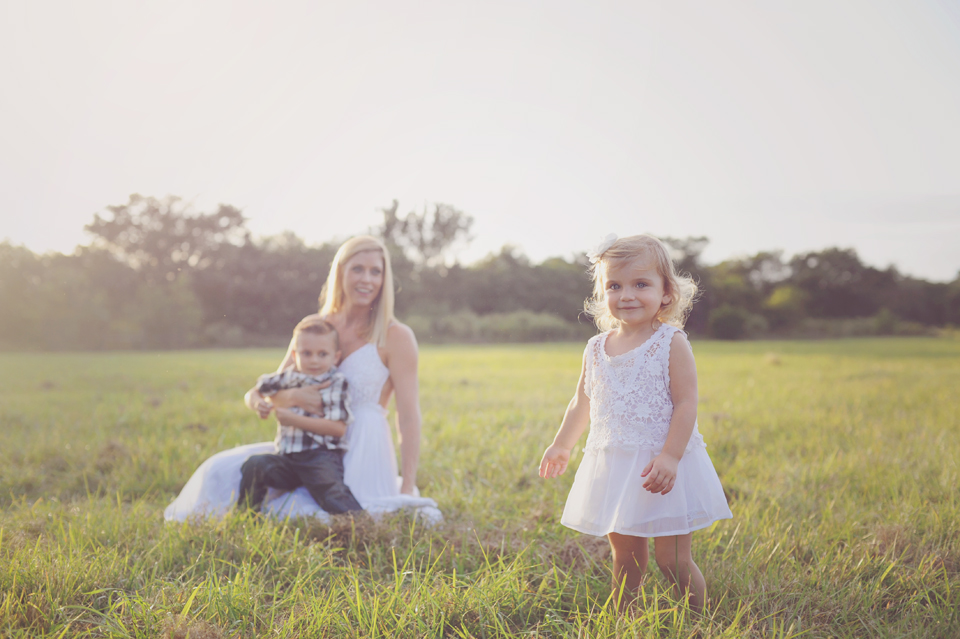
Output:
[561,324,731,537]
[164,343,441,524]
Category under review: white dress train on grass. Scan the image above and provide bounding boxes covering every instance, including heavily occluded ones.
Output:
[164,343,442,524]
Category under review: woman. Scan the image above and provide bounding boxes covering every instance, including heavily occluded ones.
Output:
[164,236,440,523]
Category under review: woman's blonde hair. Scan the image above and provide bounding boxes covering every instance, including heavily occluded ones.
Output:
[584,234,698,331]
[318,235,396,348]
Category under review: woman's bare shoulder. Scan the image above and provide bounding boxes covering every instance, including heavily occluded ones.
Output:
[385,321,418,360]
[387,320,417,343]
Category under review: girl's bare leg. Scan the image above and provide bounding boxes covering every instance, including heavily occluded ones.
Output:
[653,533,706,612]
[607,532,648,610]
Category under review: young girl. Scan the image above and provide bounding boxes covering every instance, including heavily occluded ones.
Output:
[539,234,731,611]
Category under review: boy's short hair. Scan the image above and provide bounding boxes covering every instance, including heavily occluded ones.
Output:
[293,318,339,350]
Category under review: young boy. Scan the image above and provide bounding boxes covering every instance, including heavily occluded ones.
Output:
[237,319,363,514]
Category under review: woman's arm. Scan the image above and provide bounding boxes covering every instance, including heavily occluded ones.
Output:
[641,331,698,495]
[277,335,297,373]
[539,350,591,478]
[270,386,327,414]
[275,408,347,438]
[386,323,421,495]
[244,387,273,419]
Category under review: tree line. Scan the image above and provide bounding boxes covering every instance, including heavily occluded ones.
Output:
[2,194,958,350]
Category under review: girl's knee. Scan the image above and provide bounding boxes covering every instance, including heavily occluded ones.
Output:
[655,555,676,578]
[608,534,648,565]
[653,541,691,574]
[612,545,646,565]
[609,532,645,550]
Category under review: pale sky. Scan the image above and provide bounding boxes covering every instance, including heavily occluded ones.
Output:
[2,0,959,280]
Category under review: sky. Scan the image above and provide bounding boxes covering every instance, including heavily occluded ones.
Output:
[2,0,959,281]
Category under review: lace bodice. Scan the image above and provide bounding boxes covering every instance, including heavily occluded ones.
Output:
[338,343,389,407]
[583,323,705,453]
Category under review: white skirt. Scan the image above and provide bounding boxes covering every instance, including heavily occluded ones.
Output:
[561,445,732,537]
[163,402,442,525]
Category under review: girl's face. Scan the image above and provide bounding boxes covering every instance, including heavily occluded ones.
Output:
[603,256,671,329]
[341,250,384,308]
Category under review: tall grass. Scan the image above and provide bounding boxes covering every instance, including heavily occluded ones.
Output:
[1,338,958,637]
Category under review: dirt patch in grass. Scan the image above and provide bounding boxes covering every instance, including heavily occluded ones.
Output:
[551,536,610,570]
[870,524,960,575]
[95,440,128,473]
[163,615,227,639]
[41,454,70,473]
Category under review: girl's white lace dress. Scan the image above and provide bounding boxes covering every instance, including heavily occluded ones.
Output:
[164,343,442,524]
[562,323,731,537]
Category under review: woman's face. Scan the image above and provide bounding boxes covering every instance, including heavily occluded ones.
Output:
[341,249,384,308]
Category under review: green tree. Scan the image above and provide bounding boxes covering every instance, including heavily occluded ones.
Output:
[0,242,45,348]
[945,273,960,325]
[85,194,248,281]
[789,248,895,318]
[191,233,339,342]
[377,200,474,270]
[763,285,808,329]
[660,236,711,333]
[708,304,750,339]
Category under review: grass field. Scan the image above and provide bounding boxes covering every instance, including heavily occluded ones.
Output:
[1,338,958,638]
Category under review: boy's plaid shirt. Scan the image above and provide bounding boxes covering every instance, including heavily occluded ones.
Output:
[255,367,352,453]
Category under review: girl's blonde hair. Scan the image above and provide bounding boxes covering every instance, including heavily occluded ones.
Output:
[585,234,698,331]
[318,235,396,348]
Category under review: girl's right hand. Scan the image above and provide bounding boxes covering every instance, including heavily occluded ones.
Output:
[539,445,571,479]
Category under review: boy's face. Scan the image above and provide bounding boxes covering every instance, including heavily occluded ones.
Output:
[294,332,340,376]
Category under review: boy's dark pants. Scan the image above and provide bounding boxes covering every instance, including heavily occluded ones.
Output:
[237,448,362,514]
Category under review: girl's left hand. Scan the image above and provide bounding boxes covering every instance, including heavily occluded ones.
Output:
[641,453,679,495]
